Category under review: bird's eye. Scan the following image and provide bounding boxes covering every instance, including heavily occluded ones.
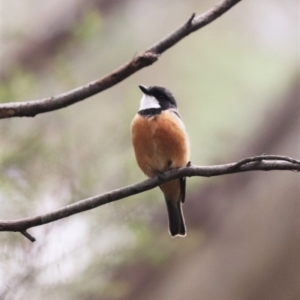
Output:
[157,95,165,100]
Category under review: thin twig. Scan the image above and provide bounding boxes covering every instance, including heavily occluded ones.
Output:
[20,230,36,243]
[0,0,243,119]
[0,155,299,240]
[232,154,300,169]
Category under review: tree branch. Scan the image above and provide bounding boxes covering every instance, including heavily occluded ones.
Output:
[0,155,299,242]
[0,0,242,119]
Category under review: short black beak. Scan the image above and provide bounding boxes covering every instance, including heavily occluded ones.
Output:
[139,85,150,95]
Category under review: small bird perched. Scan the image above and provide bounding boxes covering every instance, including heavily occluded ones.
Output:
[131,85,190,237]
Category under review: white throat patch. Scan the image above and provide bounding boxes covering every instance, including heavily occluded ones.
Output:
[139,94,160,111]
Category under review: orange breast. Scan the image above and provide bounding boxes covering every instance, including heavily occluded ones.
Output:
[131,111,190,178]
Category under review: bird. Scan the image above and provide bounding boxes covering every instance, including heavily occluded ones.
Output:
[131,85,190,237]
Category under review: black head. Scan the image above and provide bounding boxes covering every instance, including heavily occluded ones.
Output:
[139,85,177,110]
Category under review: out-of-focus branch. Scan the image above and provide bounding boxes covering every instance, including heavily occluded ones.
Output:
[0,0,242,119]
[0,155,299,242]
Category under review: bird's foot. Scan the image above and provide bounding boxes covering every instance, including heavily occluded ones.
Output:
[157,170,165,181]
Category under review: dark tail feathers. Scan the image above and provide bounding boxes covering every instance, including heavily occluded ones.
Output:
[166,200,186,237]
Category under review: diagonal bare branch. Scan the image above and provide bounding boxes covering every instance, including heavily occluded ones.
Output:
[0,0,243,119]
[0,154,299,242]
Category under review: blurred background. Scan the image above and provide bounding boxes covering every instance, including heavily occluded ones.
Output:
[0,0,299,299]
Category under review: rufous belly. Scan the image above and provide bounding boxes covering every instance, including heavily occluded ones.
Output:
[131,110,190,178]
